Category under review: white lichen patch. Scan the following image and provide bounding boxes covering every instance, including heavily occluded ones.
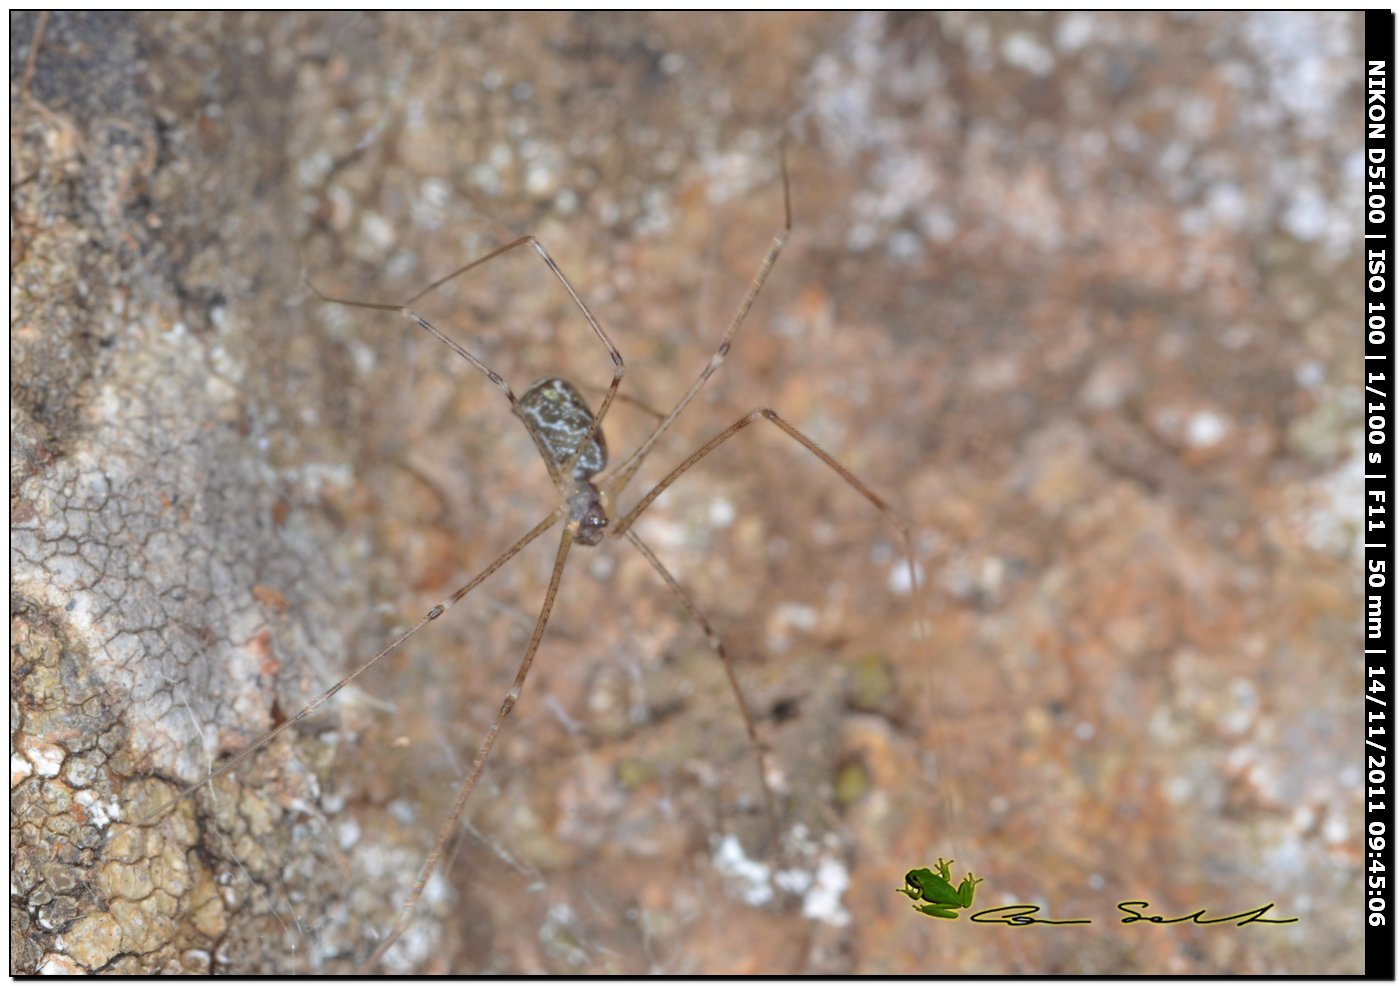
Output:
[63,755,98,788]
[13,752,35,787]
[37,953,84,975]
[74,789,121,828]
[20,735,66,777]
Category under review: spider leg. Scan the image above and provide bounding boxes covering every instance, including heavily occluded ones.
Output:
[304,232,624,484]
[615,407,950,848]
[575,381,667,422]
[363,523,577,972]
[19,12,48,106]
[623,528,782,850]
[137,508,563,825]
[606,143,791,498]
[616,406,925,663]
[616,407,915,557]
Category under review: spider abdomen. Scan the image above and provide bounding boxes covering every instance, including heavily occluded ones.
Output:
[518,377,609,481]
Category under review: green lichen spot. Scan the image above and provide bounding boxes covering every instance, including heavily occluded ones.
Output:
[834,760,870,806]
[847,653,895,712]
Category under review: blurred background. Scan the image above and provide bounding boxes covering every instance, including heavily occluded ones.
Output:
[11,11,1363,974]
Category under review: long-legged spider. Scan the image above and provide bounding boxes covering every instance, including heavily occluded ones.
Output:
[144,145,923,971]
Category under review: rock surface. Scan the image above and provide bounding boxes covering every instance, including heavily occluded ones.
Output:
[11,11,1361,974]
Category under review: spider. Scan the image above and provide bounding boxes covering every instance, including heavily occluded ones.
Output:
[143,144,923,971]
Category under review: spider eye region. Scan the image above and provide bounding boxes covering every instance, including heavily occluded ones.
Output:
[520,376,608,480]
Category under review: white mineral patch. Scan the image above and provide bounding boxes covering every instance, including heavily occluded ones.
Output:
[387,799,417,825]
[765,602,819,654]
[337,817,361,852]
[801,857,852,927]
[713,835,852,927]
[1186,410,1228,447]
[712,834,775,907]
[887,559,924,595]
[1002,31,1055,76]
[360,211,395,253]
[1295,360,1325,389]
[1323,811,1349,844]
[1056,12,1095,51]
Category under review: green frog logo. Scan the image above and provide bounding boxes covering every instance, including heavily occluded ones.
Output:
[897,858,983,919]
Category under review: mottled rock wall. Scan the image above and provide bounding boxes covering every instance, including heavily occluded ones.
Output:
[12,12,1361,974]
